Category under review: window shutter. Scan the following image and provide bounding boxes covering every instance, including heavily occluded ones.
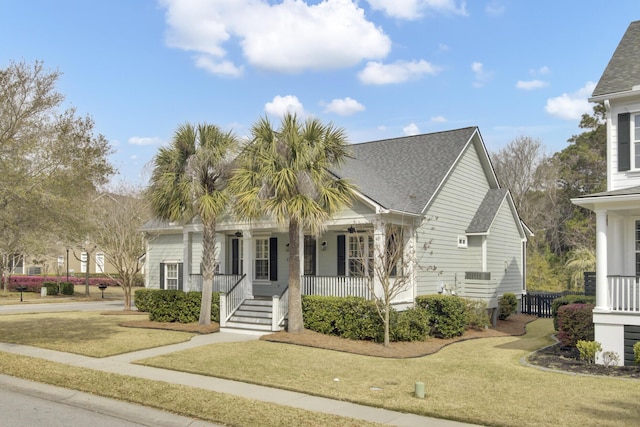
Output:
[232,239,239,275]
[159,262,165,289]
[269,237,278,281]
[178,263,184,290]
[337,235,346,276]
[619,113,631,171]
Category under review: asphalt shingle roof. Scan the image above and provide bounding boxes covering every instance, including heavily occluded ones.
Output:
[579,185,640,198]
[466,188,509,234]
[332,127,478,214]
[592,20,640,97]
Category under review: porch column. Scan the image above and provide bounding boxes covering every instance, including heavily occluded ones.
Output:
[405,225,416,302]
[242,230,253,299]
[609,215,623,275]
[595,209,609,312]
[373,218,385,298]
[183,230,192,292]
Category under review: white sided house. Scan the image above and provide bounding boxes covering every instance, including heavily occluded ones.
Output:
[143,127,529,333]
[573,21,640,366]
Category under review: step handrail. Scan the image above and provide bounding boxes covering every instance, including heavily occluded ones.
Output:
[219,274,247,327]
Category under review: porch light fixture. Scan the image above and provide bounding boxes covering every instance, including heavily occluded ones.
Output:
[235,231,243,238]
[286,243,289,252]
[348,226,356,234]
[321,241,327,251]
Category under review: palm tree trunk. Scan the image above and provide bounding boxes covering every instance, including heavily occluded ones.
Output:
[288,218,303,333]
[199,219,216,325]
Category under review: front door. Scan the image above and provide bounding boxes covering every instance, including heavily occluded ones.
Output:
[304,235,316,276]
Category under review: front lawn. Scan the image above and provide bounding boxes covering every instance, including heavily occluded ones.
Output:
[137,319,640,427]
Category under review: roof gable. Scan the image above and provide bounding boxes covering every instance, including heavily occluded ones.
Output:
[332,127,483,214]
[466,188,508,234]
[592,20,640,98]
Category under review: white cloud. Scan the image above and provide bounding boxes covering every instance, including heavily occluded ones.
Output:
[359,60,440,85]
[161,0,391,74]
[128,136,162,146]
[545,82,596,120]
[431,115,447,123]
[403,123,420,136]
[516,80,549,90]
[366,0,467,20]
[194,55,244,77]
[130,154,138,160]
[324,97,365,116]
[485,1,505,16]
[438,43,450,52]
[265,95,305,118]
[471,61,492,88]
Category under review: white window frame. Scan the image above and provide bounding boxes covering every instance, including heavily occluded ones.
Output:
[457,235,468,249]
[347,234,373,277]
[95,252,105,273]
[80,252,87,273]
[164,263,179,290]
[254,238,270,281]
[632,113,640,169]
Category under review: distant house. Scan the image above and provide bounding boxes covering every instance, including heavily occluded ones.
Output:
[572,20,640,366]
[144,127,529,332]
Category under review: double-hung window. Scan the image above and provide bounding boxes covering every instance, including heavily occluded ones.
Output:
[348,234,373,277]
[255,238,269,280]
[165,263,179,290]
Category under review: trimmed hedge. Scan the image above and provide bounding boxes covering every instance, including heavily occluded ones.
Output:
[59,282,74,295]
[465,299,491,330]
[301,295,432,343]
[134,289,220,323]
[415,294,468,338]
[556,303,595,347]
[42,281,59,296]
[551,294,596,330]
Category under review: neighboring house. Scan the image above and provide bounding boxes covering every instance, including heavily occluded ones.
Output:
[12,248,118,278]
[143,127,529,332]
[572,20,640,366]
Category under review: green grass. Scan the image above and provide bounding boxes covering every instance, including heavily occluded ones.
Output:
[0,351,379,427]
[138,319,640,427]
[0,311,193,357]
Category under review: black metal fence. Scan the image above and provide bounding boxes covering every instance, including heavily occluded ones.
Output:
[520,291,586,318]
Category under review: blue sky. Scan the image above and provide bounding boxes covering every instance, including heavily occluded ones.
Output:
[1,1,636,185]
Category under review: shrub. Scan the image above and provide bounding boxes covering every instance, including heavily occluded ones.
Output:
[134,289,157,312]
[556,303,595,347]
[634,342,640,365]
[390,307,430,342]
[551,294,596,330]
[41,281,59,296]
[415,294,468,338]
[498,293,518,320]
[59,282,74,295]
[465,299,490,330]
[137,289,220,323]
[601,351,620,368]
[302,296,383,341]
[576,340,601,364]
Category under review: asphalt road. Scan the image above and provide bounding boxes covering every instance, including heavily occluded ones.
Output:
[0,300,128,315]
[0,375,219,427]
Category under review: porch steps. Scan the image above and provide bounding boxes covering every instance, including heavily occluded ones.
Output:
[224,298,273,332]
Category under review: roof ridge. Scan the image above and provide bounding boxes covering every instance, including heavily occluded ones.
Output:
[350,126,477,147]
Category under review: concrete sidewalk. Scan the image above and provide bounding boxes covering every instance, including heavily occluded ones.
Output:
[0,332,477,427]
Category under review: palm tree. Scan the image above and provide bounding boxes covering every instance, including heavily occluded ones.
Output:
[565,246,596,291]
[231,113,356,333]
[147,123,238,325]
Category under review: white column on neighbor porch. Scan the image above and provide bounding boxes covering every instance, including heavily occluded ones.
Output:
[595,209,609,311]
[242,230,253,298]
[372,217,385,299]
[183,230,192,291]
[610,215,623,275]
[405,225,416,302]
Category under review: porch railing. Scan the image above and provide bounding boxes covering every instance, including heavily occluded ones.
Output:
[272,287,289,331]
[608,276,640,313]
[190,274,243,293]
[302,276,372,299]
[219,274,248,327]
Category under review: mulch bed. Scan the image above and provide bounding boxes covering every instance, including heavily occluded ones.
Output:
[527,342,640,379]
[260,314,536,358]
